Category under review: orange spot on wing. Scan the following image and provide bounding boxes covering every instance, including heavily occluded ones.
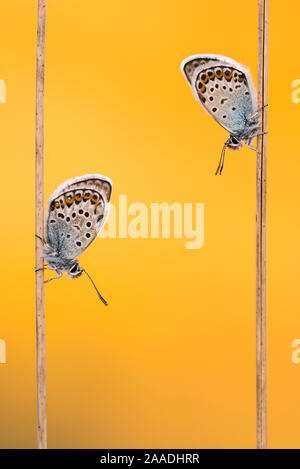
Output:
[200,73,209,84]
[225,71,233,80]
[65,195,74,205]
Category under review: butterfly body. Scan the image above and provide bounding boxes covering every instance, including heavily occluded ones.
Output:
[42,174,113,304]
[181,54,260,173]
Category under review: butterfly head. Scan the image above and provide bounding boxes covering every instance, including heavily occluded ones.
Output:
[226,135,242,150]
[67,261,83,279]
[215,135,243,175]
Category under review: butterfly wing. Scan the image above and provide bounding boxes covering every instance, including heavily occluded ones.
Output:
[181,55,257,135]
[45,174,113,261]
[181,53,225,85]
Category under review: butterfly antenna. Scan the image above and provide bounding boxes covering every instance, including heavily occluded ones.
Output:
[81,269,108,306]
[219,144,227,175]
[215,142,227,176]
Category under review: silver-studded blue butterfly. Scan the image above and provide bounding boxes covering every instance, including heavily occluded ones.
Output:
[38,174,113,305]
[181,54,260,174]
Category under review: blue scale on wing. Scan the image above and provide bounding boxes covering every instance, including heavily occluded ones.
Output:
[47,190,105,261]
[193,65,256,135]
[225,93,254,134]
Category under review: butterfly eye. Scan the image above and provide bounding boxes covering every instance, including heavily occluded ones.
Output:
[70,264,78,274]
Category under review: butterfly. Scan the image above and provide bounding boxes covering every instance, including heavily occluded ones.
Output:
[181,54,260,175]
[38,174,113,305]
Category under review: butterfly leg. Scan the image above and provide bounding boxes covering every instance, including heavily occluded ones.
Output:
[246,131,268,151]
[263,104,268,109]
[35,234,46,245]
[44,272,62,283]
[258,104,268,112]
[35,266,48,273]
[251,105,268,118]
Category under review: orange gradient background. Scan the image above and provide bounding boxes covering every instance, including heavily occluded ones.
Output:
[0,0,300,449]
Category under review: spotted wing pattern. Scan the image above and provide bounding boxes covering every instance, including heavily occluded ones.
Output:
[45,174,112,261]
[181,54,220,84]
[181,55,257,135]
[191,62,256,134]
